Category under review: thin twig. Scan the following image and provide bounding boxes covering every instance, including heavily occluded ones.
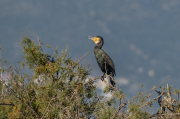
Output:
[102,77,115,89]
[83,77,101,86]
[0,44,2,79]
[73,51,90,68]
[37,36,44,53]
[70,91,76,100]
[41,98,56,119]
[141,92,164,108]
[109,75,116,82]
[110,76,169,119]
[125,94,154,118]
[76,89,79,119]
[0,79,40,118]
[0,45,3,97]
[155,86,166,115]
[0,102,14,107]
[71,77,99,100]
[150,113,180,118]
[119,98,121,107]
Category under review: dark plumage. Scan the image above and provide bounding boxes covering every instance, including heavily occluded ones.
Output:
[89,36,116,86]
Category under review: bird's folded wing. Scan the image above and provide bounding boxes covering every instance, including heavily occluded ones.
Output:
[102,51,116,76]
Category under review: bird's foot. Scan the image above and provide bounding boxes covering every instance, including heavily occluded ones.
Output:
[101,76,104,81]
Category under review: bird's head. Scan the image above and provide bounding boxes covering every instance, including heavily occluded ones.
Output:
[89,36,103,44]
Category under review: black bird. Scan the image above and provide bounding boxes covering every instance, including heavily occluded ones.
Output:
[89,36,116,86]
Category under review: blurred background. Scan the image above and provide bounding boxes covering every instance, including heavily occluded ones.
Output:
[0,0,180,100]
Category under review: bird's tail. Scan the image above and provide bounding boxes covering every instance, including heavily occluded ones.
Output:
[110,76,115,87]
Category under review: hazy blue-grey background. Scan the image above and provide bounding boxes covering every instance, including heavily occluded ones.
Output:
[1,0,180,100]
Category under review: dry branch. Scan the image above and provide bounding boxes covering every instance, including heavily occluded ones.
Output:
[41,98,56,119]
[83,77,101,86]
[0,102,14,107]
[73,51,90,69]
[0,78,40,118]
[110,76,169,119]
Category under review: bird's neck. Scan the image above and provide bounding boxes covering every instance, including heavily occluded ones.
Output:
[94,45,102,54]
[94,45,102,49]
[94,42,103,49]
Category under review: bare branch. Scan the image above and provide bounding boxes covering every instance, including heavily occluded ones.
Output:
[37,36,44,53]
[155,87,166,115]
[0,102,14,107]
[150,113,180,118]
[0,44,2,79]
[41,98,56,119]
[73,51,90,68]
[83,77,101,86]
[109,74,116,82]
[141,92,164,108]
[0,44,3,97]
[110,76,169,119]
[0,79,40,118]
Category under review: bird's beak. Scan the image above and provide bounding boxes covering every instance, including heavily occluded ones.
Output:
[88,36,93,39]
[88,36,97,43]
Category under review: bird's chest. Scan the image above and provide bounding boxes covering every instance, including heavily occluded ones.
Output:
[94,51,104,64]
[96,55,104,63]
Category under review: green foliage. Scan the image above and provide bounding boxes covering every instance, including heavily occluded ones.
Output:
[127,102,150,119]
[140,84,144,88]
[46,44,51,48]
[95,101,116,119]
[1,35,180,119]
[4,59,9,65]
[0,36,116,118]
[21,37,50,69]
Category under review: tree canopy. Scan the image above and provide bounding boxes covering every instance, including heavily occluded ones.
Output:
[0,35,180,119]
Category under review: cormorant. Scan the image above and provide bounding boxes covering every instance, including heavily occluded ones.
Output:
[89,36,116,87]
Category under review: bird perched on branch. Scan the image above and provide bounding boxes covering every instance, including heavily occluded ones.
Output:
[89,36,116,87]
